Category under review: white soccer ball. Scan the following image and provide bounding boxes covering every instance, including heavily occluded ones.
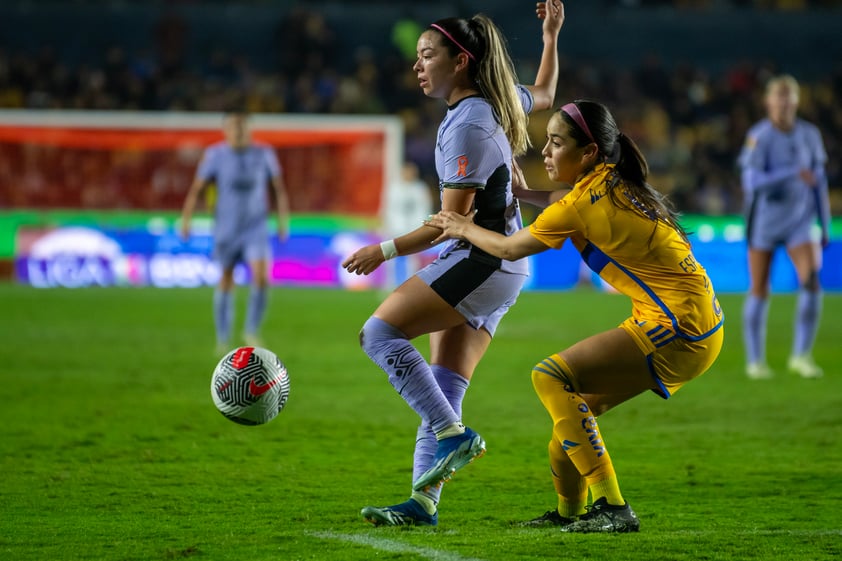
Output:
[211,346,290,425]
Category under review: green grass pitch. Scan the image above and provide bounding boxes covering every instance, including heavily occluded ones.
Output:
[1,284,840,561]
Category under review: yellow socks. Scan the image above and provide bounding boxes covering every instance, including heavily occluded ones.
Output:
[532,353,624,510]
[548,436,588,517]
[589,475,625,507]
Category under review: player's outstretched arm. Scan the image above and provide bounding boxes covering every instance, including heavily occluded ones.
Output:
[527,0,564,111]
[426,211,549,261]
[342,187,475,276]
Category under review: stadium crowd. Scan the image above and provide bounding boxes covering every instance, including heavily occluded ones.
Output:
[1,3,840,215]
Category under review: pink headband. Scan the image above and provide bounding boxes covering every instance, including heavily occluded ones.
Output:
[561,103,595,144]
[430,24,477,62]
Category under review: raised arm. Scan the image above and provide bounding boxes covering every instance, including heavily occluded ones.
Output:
[526,0,564,111]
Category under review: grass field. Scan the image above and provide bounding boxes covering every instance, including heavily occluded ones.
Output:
[1,284,840,561]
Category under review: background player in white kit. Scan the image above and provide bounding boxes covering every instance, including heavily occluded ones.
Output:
[381,160,434,290]
[180,110,290,353]
[738,75,830,380]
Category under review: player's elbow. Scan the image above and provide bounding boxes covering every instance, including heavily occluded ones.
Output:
[497,244,526,262]
[531,90,555,112]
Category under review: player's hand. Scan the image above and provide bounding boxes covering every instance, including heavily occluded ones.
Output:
[277,223,289,243]
[512,159,530,193]
[179,221,190,241]
[425,210,474,245]
[537,0,564,37]
[799,168,817,187]
[342,244,385,276]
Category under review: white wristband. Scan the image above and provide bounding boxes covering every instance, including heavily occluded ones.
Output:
[380,239,398,260]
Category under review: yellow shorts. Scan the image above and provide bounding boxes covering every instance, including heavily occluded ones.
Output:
[620,317,724,399]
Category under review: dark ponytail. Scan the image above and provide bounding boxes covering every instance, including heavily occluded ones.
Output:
[614,132,647,188]
[560,100,688,243]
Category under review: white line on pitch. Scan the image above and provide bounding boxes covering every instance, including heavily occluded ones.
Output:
[310,531,489,561]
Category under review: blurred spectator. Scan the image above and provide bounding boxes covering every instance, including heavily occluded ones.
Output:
[0,2,839,215]
[275,7,338,81]
[155,10,188,81]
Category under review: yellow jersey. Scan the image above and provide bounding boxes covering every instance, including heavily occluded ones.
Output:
[529,164,723,341]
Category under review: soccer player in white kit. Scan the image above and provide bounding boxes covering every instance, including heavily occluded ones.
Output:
[380,160,434,289]
[181,111,290,353]
[343,1,565,526]
[738,75,830,379]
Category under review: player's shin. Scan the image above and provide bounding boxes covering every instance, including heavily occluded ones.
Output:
[548,436,588,518]
[532,355,624,507]
[359,317,459,432]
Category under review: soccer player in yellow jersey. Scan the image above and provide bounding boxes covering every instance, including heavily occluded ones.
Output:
[426,100,724,533]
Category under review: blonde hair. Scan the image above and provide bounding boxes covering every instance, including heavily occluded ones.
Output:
[430,15,530,157]
[765,74,800,99]
[471,14,530,156]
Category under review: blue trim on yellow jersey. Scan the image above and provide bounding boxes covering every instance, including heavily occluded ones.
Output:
[647,354,671,399]
[580,243,610,274]
[585,241,724,341]
[638,320,678,348]
[646,325,664,337]
[652,334,678,349]
[652,332,675,345]
[561,440,579,451]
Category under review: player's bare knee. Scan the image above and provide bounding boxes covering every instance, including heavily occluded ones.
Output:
[803,270,820,292]
[750,286,770,299]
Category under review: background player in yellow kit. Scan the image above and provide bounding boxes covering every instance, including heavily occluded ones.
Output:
[426,99,724,533]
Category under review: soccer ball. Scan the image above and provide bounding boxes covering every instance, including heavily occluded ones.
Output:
[211,346,290,425]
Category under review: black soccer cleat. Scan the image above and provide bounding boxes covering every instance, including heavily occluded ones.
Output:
[521,509,576,527]
[361,498,438,527]
[559,497,640,533]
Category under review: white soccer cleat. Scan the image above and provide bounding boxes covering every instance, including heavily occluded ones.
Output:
[412,426,486,492]
[746,362,774,380]
[787,355,823,379]
[242,333,264,348]
[215,341,231,357]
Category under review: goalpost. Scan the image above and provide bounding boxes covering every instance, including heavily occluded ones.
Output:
[0,110,404,214]
[0,110,404,288]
